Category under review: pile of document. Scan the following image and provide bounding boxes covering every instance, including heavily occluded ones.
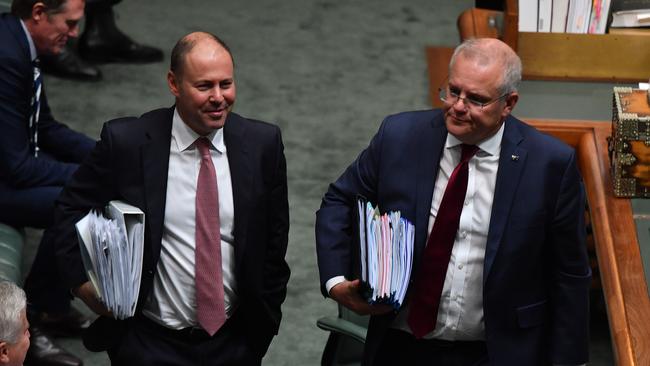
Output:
[357,198,414,309]
[75,201,144,319]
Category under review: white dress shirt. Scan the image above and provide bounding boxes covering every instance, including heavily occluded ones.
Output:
[392,123,503,340]
[142,108,238,329]
[326,124,503,341]
[19,20,37,62]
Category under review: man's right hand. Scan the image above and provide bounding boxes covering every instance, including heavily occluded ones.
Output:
[329,279,393,316]
[73,281,112,317]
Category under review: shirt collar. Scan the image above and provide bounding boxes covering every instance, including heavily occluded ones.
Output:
[171,108,226,153]
[445,121,505,157]
[19,19,38,62]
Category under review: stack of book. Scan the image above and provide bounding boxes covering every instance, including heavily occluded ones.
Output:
[357,198,414,310]
[609,0,650,31]
[518,0,612,34]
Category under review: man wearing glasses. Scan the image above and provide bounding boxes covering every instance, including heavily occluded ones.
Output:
[315,38,590,365]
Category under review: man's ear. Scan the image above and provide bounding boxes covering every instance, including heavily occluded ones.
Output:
[167,70,180,97]
[501,91,519,119]
[0,341,10,364]
[30,2,48,23]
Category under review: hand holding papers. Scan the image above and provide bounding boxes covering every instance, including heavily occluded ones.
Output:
[357,197,414,310]
[75,200,144,319]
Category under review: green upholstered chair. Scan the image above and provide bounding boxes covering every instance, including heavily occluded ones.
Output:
[0,223,24,284]
[316,305,369,366]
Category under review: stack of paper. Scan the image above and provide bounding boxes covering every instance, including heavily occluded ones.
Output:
[357,198,414,310]
[75,200,144,319]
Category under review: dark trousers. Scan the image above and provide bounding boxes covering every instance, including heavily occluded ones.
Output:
[0,182,70,314]
[372,329,489,366]
[108,312,262,366]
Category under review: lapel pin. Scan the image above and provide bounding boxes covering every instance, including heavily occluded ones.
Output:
[511,154,519,161]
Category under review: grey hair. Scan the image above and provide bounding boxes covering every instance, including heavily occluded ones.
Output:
[449,38,522,94]
[0,281,26,344]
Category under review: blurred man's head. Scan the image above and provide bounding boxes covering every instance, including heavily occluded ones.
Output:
[168,32,236,135]
[0,282,30,366]
[442,38,521,145]
[12,0,85,55]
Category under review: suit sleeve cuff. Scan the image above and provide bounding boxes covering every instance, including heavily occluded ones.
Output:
[325,276,346,296]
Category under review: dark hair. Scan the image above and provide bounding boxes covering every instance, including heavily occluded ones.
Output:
[11,0,68,19]
[170,32,233,77]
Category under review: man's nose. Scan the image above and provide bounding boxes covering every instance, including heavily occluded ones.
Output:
[452,95,468,111]
[68,24,80,38]
[209,89,224,103]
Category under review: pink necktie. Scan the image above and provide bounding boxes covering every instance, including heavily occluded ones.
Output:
[408,144,479,339]
[194,137,226,336]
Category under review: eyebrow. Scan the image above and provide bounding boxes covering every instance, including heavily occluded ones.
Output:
[448,83,490,100]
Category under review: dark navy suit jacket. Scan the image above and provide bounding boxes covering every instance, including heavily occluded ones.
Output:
[53,108,290,357]
[0,13,94,190]
[315,109,591,365]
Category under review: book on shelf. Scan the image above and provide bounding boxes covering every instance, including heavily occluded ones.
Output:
[610,0,650,27]
[519,0,538,31]
[608,25,650,33]
[588,0,612,33]
[567,0,593,33]
[551,0,571,32]
[538,0,553,32]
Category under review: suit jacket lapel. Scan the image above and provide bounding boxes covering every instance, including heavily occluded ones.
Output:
[141,108,173,267]
[223,114,253,272]
[483,117,526,283]
[414,114,447,263]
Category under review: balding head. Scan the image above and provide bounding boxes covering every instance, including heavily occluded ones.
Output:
[449,38,522,94]
[170,31,233,79]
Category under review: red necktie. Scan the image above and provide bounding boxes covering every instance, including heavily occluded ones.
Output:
[194,137,226,336]
[408,143,479,339]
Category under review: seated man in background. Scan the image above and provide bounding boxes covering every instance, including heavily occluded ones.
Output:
[0,0,96,365]
[0,281,30,366]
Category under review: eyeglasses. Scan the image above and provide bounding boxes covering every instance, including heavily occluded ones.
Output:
[439,85,510,111]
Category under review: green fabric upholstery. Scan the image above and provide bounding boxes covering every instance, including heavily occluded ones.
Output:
[317,305,369,366]
[0,223,24,283]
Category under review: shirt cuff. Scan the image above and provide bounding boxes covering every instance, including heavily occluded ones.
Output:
[325,276,346,295]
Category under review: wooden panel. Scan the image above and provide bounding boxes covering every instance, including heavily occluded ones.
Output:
[502,0,518,50]
[518,33,650,82]
[457,8,501,41]
[526,119,649,366]
[425,47,454,108]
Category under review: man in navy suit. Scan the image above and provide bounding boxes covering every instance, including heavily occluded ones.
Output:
[0,1,95,365]
[316,38,590,365]
[53,31,290,365]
